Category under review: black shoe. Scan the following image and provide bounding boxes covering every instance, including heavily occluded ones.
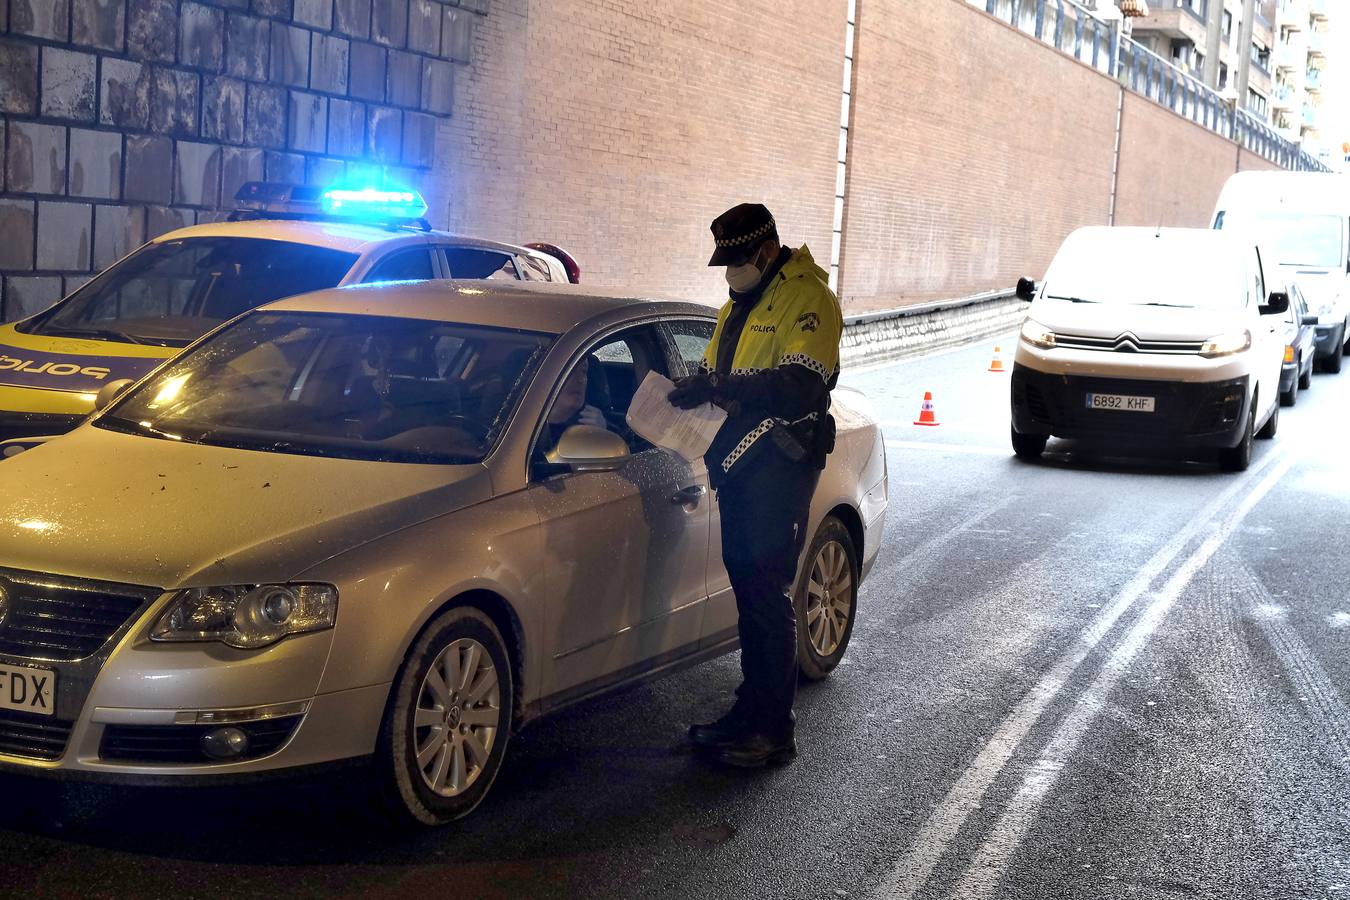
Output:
[688,710,750,749]
[713,731,797,768]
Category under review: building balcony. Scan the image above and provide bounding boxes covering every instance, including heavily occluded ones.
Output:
[1249,64,1273,95]
[1271,85,1296,109]
[1307,30,1327,58]
[1306,68,1323,91]
[1310,0,1329,22]
[1302,103,1319,127]
[1131,0,1209,43]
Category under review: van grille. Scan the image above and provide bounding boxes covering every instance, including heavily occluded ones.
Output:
[1055,332,1205,355]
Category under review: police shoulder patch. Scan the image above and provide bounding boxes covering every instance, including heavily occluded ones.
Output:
[796,312,820,333]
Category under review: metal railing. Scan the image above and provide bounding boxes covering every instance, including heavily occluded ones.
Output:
[982,0,1330,172]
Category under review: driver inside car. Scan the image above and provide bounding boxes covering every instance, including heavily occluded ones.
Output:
[543,356,610,452]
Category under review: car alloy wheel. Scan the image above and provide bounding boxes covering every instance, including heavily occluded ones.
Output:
[378,606,513,825]
[795,516,859,681]
[413,637,502,797]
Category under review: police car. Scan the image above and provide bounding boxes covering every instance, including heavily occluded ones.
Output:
[0,183,580,442]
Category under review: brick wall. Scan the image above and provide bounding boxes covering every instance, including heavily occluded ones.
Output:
[0,0,486,321]
[839,0,1288,314]
[428,0,846,305]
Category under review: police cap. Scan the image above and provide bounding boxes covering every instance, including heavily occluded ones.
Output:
[707,203,778,266]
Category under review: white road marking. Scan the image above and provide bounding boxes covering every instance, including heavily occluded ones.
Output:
[884,440,1008,457]
[947,455,1296,900]
[871,447,1290,900]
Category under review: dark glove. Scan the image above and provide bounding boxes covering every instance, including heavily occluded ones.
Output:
[668,374,716,409]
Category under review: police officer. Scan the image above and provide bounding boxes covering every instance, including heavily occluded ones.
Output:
[668,203,843,767]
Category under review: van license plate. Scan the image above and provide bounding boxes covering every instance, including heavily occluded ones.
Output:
[0,662,56,717]
[1085,392,1155,412]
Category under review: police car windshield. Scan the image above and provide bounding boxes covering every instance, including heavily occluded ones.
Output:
[26,238,359,348]
[97,312,554,465]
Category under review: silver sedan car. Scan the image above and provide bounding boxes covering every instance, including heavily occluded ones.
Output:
[0,281,888,824]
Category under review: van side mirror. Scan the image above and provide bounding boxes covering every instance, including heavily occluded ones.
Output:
[1302,314,1319,326]
[1259,292,1289,316]
[94,378,135,411]
[1015,277,1037,302]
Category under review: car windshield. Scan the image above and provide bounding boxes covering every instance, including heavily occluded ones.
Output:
[1040,234,1247,310]
[1220,212,1345,269]
[97,312,554,465]
[22,238,359,348]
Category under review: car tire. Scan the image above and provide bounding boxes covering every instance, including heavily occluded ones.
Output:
[1327,348,1344,374]
[1257,399,1278,440]
[1280,377,1296,407]
[375,606,514,827]
[1011,427,1047,461]
[795,515,859,682]
[1299,361,1312,391]
[1219,406,1254,472]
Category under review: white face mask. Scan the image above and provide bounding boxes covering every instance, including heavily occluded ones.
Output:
[724,246,766,292]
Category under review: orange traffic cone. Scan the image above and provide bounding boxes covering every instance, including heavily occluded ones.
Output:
[988,345,1006,373]
[913,391,940,426]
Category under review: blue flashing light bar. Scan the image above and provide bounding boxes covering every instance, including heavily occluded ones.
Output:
[320,186,429,221]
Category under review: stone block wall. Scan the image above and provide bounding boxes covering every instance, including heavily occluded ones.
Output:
[0,0,487,322]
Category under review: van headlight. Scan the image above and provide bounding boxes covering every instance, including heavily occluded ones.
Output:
[1019,318,1056,350]
[150,584,338,649]
[1198,330,1251,359]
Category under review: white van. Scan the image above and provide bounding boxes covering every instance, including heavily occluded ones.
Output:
[1212,170,1350,373]
[1011,227,1288,471]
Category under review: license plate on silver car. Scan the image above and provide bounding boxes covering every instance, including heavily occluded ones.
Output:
[0,662,56,717]
[1085,392,1155,412]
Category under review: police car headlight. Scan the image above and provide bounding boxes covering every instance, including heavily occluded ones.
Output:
[1198,329,1251,359]
[1019,318,1056,350]
[151,584,338,650]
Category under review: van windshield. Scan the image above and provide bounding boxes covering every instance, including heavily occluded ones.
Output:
[1041,236,1247,311]
[1221,212,1345,269]
[20,238,359,348]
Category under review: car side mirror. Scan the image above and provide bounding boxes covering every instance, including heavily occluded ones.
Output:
[1302,314,1319,326]
[1259,291,1289,316]
[94,378,135,411]
[545,424,630,473]
[1015,277,1037,302]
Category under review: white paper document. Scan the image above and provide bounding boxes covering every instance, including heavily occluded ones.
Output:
[626,371,726,462]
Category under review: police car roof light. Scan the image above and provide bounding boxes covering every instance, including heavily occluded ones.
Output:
[230,181,430,229]
[320,186,429,221]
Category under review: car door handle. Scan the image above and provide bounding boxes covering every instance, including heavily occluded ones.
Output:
[671,485,706,505]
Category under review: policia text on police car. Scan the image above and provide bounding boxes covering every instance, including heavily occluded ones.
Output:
[668,203,845,768]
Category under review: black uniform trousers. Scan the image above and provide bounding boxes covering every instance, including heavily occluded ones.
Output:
[716,445,820,738]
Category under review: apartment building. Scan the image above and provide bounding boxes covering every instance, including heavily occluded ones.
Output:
[1269,0,1331,145]
[1130,1,1275,114]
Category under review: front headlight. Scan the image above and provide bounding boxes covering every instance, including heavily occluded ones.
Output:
[1019,318,1056,350]
[151,584,338,649]
[1198,330,1251,359]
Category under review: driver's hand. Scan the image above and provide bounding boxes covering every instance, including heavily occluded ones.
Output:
[577,405,607,428]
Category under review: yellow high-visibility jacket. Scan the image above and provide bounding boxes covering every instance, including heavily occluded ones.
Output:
[699,245,843,483]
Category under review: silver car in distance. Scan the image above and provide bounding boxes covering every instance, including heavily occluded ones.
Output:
[0,280,888,825]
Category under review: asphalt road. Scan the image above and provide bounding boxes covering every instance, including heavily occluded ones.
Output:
[3,336,1348,900]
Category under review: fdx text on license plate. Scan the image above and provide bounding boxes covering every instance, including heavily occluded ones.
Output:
[1085,392,1156,412]
[0,662,56,717]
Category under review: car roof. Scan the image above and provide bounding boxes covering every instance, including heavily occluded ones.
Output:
[148,218,538,257]
[260,279,719,333]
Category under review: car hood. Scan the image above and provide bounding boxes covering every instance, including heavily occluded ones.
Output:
[0,425,492,589]
[1029,298,1243,341]
[1285,267,1344,305]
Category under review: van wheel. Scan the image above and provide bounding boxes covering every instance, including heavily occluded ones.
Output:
[376,606,513,826]
[795,516,859,681]
[1325,336,1344,373]
[1220,407,1254,472]
[1011,427,1047,460]
[1257,401,1278,439]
